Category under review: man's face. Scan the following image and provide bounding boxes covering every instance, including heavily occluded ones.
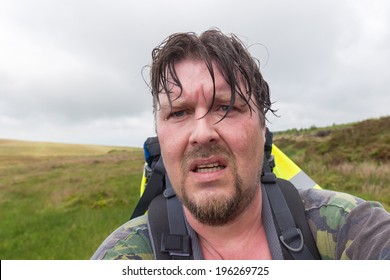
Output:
[156,59,266,226]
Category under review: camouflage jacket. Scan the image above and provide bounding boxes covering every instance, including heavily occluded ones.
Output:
[91,188,390,260]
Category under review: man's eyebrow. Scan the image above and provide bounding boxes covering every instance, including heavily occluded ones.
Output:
[214,94,231,103]
[214,93,247,106]
[158,97,186,110]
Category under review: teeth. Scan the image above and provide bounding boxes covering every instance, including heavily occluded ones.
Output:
[196,166,224,173]
[194,162,224,173]
[197,163,219,168]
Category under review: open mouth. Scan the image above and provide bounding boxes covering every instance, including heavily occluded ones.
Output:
[192,162,226,173]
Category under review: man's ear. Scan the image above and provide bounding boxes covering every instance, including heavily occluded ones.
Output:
[262,125,267,142]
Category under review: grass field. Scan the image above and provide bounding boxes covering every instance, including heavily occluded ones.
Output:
[1,116,389,259]
[0,139,144,259]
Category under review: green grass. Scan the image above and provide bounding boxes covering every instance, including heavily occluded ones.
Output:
[0,140,144,259]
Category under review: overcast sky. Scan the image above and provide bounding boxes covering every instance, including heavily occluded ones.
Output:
[1,0,389,147]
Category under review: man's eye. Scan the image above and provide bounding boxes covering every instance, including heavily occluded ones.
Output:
[169,110,186,118]
[220,105,230,112]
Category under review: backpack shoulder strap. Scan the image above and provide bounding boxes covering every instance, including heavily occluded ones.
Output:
[147,194,170,259]
[276,178,321,259]
[147,177,192,260]
[262,169,321,259]
[130,157,165,219]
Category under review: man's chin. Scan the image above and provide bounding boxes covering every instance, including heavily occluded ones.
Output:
[182,193,242,226]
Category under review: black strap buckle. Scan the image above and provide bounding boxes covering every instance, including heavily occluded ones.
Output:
[261,172,277,184]
[163,187,176,199]
[161,233,191,257]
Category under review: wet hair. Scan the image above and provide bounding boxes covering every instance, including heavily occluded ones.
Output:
[149,29,275,124]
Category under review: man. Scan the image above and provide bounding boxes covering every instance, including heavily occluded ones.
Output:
[92,29,390,260]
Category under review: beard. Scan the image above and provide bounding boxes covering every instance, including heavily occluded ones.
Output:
[179,143,260,226]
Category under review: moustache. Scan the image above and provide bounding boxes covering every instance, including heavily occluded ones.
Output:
[181,143,234,170]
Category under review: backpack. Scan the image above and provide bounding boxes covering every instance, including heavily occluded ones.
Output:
[130,129,321,260]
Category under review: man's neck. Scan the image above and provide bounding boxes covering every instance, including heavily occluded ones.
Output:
[183,188,272,260]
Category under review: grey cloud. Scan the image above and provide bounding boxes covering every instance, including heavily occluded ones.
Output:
[1,0,389,146]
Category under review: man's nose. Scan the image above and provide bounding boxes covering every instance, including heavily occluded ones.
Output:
[189,115,219,146]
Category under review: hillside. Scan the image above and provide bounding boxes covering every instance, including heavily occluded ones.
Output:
[1,116,389,259]
[273,116,390,209]
[0,138,135,157]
